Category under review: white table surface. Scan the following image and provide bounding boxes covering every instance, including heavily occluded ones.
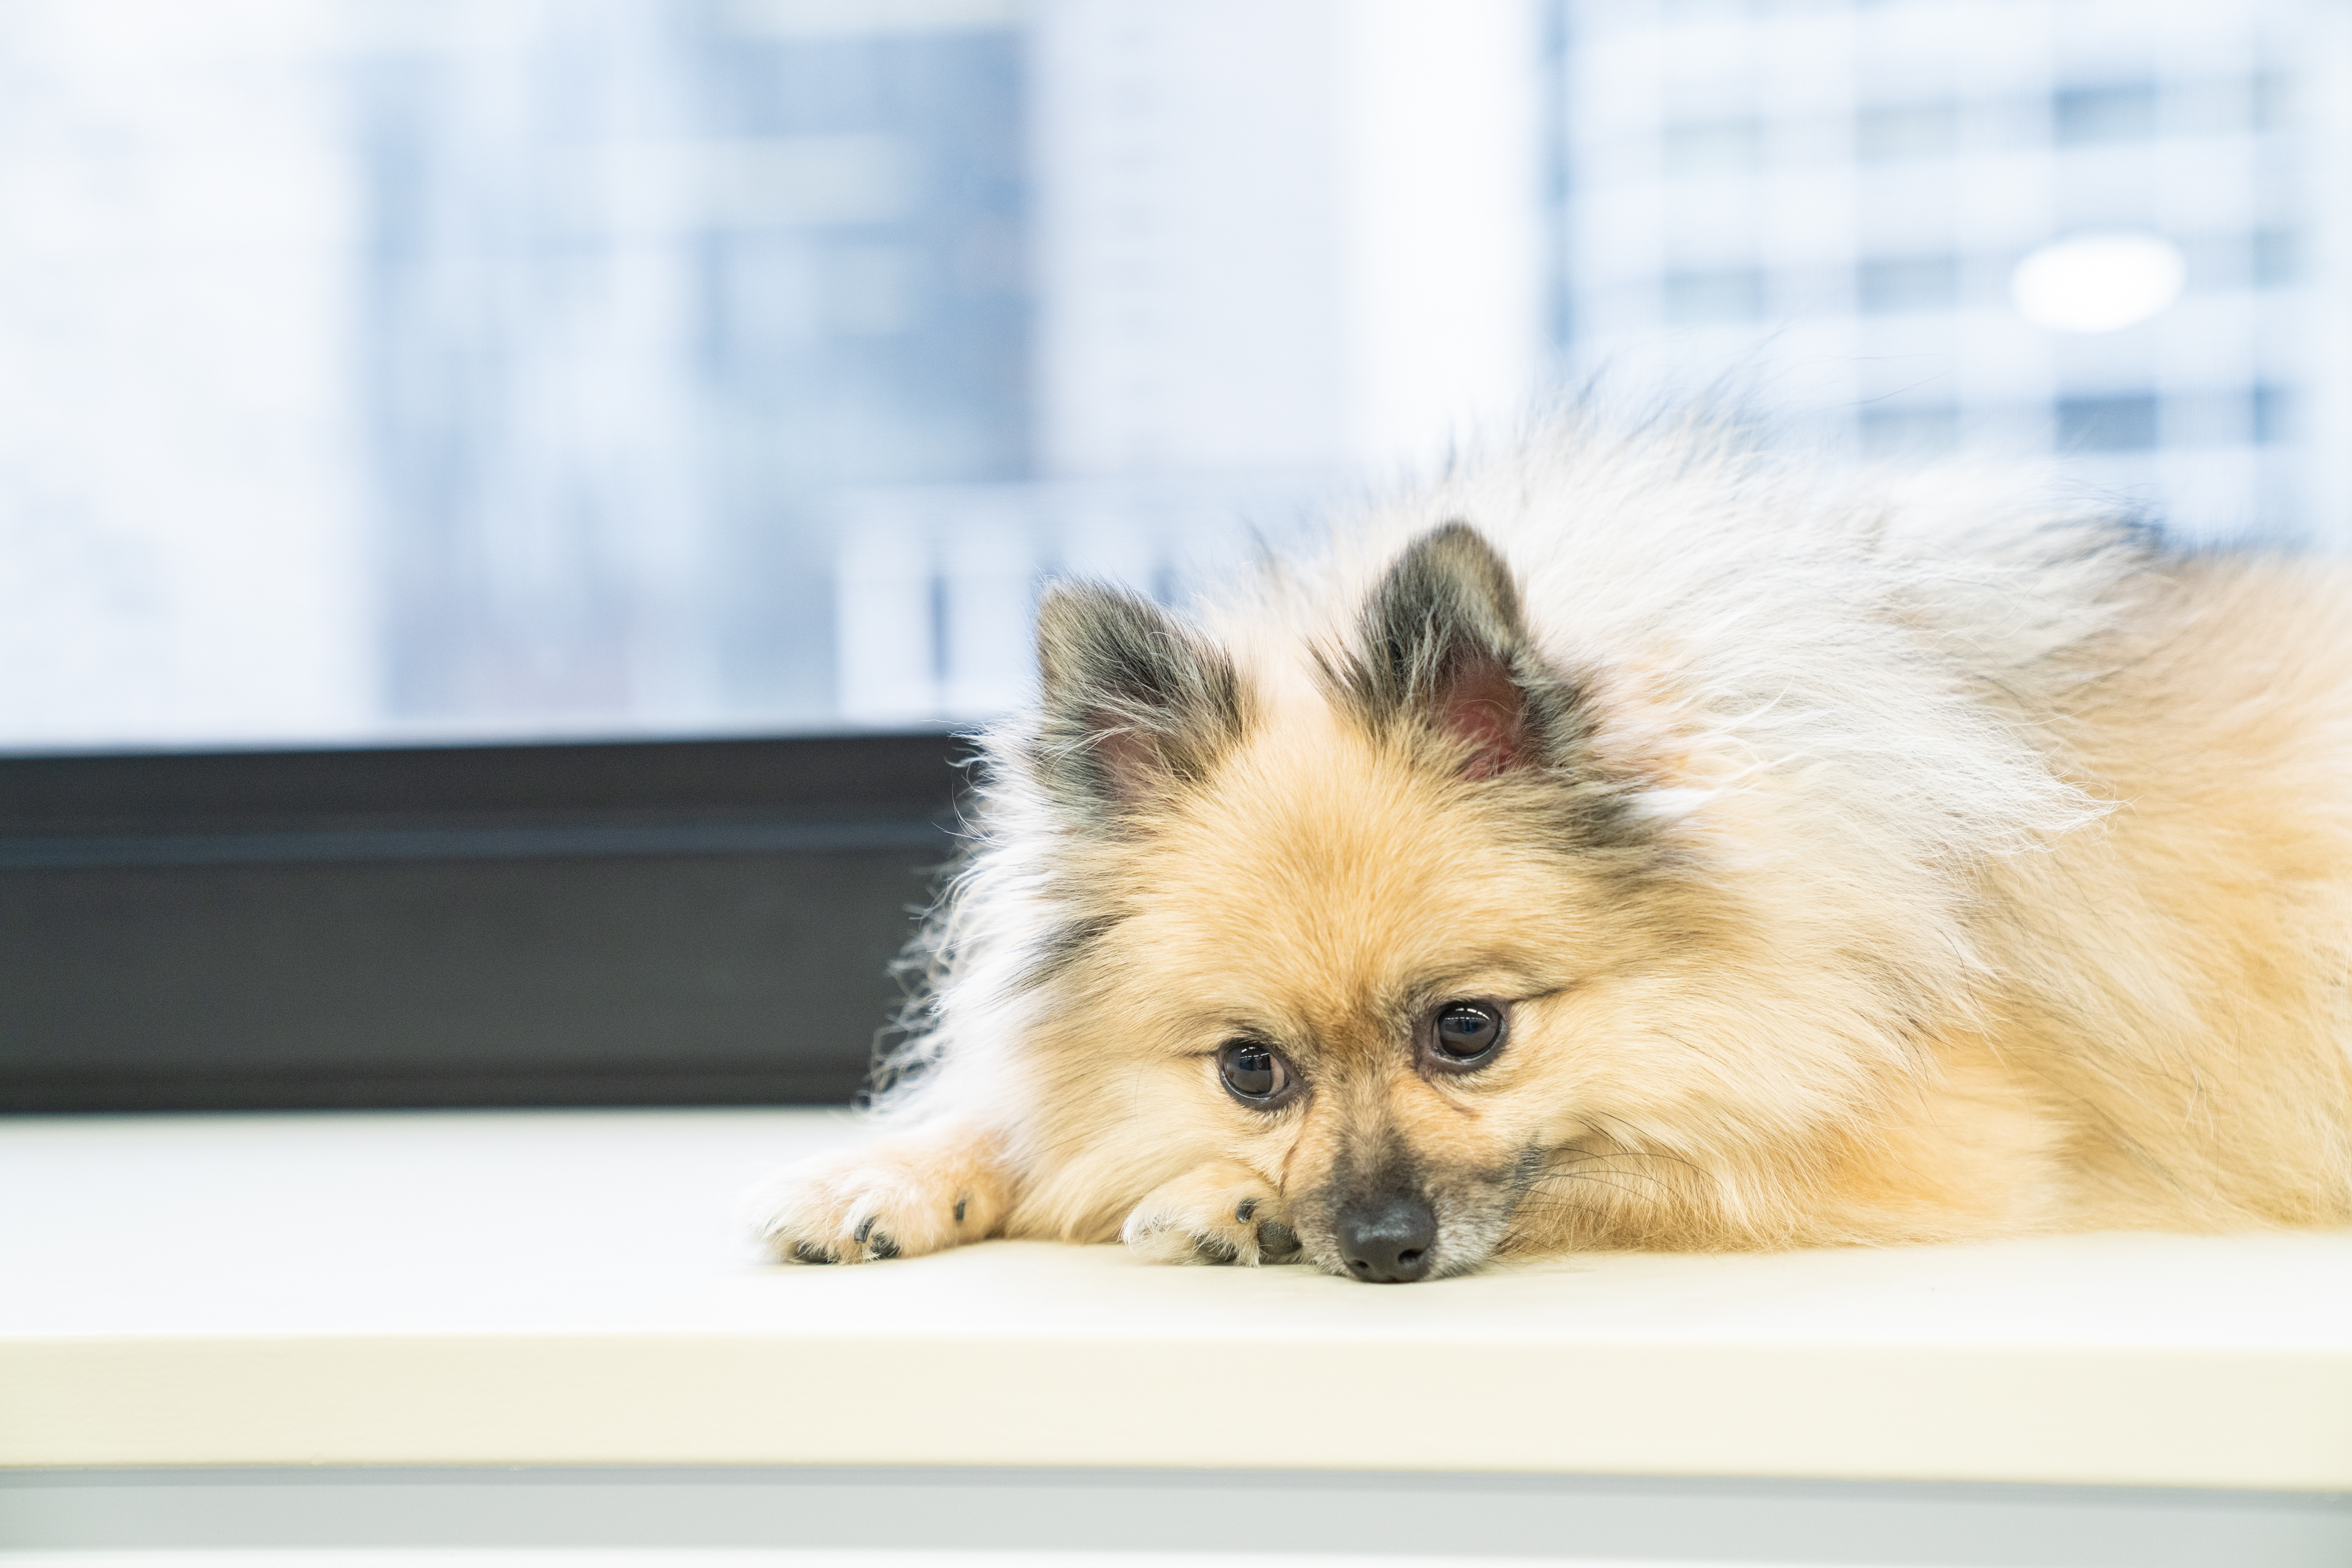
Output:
[3,1108,2348,1487]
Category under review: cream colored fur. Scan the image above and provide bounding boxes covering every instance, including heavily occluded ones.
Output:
[746,421,2352,1279]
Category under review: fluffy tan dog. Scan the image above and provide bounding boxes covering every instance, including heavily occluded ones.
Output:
[750,424,2352,1282]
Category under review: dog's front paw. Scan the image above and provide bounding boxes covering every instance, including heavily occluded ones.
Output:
[1120,1161,1302,1266]
[745,1125,1008,1265]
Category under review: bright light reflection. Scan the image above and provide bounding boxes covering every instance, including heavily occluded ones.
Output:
[2009,232,2187,333]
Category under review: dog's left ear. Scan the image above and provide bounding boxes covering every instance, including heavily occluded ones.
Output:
[1335,521,1583,777]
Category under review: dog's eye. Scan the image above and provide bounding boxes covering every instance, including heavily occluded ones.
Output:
[1430,1001,1506,1066]
[1217,1040,1293,1106]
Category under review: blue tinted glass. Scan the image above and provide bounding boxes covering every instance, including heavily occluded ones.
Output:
[0,2,2337,748]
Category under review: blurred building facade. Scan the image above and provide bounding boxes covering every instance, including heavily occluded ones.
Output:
[355,0,1030,731]
[346,0,1538,735]
[1,1,2347,748]
[831,0,1542,722]
[1552,0,2352,545]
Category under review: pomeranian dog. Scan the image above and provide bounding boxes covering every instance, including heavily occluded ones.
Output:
[750,423,2352,1282]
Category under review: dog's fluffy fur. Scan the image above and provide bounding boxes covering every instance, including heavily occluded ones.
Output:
[749,420,2352,1281]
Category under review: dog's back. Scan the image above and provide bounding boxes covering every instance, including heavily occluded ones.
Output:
[1976,557,2352,1233]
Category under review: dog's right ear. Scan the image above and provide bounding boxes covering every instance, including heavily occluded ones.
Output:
[1031,582,1248,821]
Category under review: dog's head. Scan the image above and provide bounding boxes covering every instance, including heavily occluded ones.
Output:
[1014,523,1909,1280]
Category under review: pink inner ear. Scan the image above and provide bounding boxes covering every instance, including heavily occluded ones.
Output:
[1090,722,1167,807]
[1432,654,1526,779]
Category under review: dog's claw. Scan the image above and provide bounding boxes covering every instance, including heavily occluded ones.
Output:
[743,1126,1011,1268]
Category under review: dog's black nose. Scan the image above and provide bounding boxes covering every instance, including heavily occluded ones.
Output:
[1337,1195,1438,1283]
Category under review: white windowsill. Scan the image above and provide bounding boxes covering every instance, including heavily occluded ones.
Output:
[2,1108,2348,1489]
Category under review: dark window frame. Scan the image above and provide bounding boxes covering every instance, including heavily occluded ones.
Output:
[0,733,967,1114]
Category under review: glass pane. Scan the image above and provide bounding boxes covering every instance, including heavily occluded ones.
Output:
[2,0,2344,751]
[1565,0,2342,546]
[0,0,1546,750]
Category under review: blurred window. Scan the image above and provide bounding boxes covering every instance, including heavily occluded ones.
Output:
[1856,102,1959,162]
[0,1,1549,753]
[1561,0,2337,543]
[2053,81,2160,144]
[1663,266,1768,325]
[2250,67,2291,132]
[2254,385,2292,444]
[10,0,2350,1110]
[2252,228,2300,287]
[4,1,2347,753]
[1859,403,1960,458]
[1857,255,1960,315]
[1663,117,1762,177]
[2058,393,2160,453]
